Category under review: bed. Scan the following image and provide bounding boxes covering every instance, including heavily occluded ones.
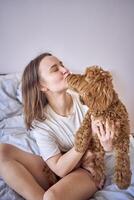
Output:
[0,73,134,200]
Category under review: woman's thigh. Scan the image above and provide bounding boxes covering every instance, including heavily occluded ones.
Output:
[0,143,57,189]
[44,168,97,200]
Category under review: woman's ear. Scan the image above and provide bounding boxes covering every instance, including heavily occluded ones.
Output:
[39,81,49,92]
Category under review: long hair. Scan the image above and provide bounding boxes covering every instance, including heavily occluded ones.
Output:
[22,52,52,129]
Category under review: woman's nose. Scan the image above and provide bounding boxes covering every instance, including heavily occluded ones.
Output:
[60,66,69,74]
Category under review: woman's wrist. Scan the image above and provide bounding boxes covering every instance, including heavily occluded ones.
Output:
[104,146,113,152]
[101,141,113,152]
[104,146,114,155]
[105,150,114,156]
[105,150,113,154]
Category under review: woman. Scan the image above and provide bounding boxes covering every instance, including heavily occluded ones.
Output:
[0,53,115,200]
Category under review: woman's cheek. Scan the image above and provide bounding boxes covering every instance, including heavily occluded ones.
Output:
[54,75,65,84]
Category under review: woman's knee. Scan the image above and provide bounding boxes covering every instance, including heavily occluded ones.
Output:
[43,188,59,200]
[0,143,13,162]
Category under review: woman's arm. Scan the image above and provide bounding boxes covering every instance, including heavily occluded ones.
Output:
[46,147,84,177]
[46,117,116,178]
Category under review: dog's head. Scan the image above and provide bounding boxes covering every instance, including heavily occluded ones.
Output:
[66,66,114,112]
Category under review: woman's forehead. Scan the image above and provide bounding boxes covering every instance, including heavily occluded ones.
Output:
[39,56,60,71]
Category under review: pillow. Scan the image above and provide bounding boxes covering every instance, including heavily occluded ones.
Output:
[0,73,22,121]
[16,81,23,104]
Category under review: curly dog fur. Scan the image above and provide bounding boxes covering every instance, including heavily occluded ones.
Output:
[66,66,132,189]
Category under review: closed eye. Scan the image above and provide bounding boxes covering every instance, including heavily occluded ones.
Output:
[50,65,59,72]
[49,61,65,73]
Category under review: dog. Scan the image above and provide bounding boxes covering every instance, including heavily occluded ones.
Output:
[66,66,131,189]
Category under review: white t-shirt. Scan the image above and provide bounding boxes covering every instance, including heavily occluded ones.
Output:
[32,90,88,161]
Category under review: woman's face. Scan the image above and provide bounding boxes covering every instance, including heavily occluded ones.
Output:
[39,55,70,93]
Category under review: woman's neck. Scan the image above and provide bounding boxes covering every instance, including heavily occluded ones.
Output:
[46,91,73,117]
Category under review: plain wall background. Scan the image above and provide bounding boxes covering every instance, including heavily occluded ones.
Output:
[0,0,134,132]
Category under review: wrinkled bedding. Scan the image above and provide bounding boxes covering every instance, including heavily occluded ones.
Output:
[0,73,134,200]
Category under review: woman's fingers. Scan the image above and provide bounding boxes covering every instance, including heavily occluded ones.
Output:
[91,118,100,135]
[99,122,107,137]
[91,116,116,140]
[110,122,115,139]
[96,122,108,141]
[91,116,103,136]
[105,119,112,138]
[106,120,115,139]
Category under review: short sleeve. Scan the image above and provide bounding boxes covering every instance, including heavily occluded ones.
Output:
[32,128,61,161]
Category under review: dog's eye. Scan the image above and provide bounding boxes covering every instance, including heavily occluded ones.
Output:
[83,92,92,98]
[87,92,92,97]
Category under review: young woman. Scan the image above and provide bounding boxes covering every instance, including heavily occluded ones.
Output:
[0,53,115,200]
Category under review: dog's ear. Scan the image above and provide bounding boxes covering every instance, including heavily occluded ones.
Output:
[97,75,114,111]
[84,66,114,112]
[85,65,112,82]
[85,65,100,81]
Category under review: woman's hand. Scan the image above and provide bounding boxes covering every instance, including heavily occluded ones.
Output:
[91,116,116,152]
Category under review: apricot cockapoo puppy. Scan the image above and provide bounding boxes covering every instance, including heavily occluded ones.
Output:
[66,66,132,189]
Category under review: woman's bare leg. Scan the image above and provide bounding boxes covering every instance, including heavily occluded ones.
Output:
[0,143,55,200]
[44,168,97,200]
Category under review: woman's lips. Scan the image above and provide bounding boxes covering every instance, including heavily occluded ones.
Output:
[64,72,71,79]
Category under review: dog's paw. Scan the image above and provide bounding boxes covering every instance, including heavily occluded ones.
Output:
[115,168,132,189]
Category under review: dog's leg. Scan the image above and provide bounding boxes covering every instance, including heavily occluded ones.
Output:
[75,111,92,152]
[114,138,132,189]
[91,136,105,186]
